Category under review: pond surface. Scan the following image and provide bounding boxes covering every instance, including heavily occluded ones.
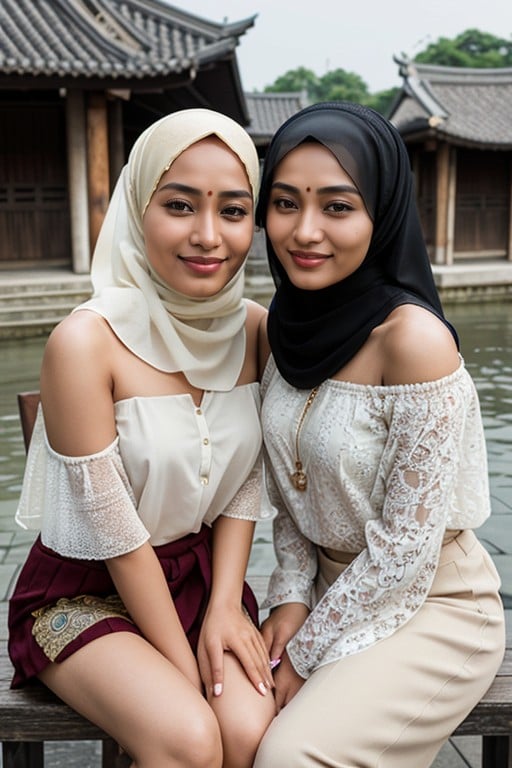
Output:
[0,301,511,515]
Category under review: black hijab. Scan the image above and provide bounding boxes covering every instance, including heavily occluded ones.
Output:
[256,101,458,389]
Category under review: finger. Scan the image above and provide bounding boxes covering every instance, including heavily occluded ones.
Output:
[205,643,225,698]
[260,621,275,652]
[233,635,272,695]
[197,644,224,697]
[196,644,211,692]
[253,629,276,686]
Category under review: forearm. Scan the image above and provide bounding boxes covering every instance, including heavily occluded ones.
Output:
[106,541,199,681]
[209,516,255,608]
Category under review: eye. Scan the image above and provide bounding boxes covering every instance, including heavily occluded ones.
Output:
[325,201,354,215]
[271,196,298,212]
[222,204,250,220]
[164,199,193,214]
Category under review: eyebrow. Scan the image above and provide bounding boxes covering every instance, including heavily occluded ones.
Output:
[159,182,252,199]
[271,181,360,196]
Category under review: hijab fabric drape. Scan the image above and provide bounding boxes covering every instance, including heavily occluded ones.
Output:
[75,108,260,391]
[256,101,458,389]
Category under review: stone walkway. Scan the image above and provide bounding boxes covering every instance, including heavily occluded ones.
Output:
[1,506,511,766]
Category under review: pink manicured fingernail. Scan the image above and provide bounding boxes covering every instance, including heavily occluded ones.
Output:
[258,682,267,695]
[213,683,222,696]
[269,657,281,670]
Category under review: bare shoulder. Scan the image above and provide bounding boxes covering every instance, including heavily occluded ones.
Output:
[245,298,267,330]
[41,310,117,454]
[42,310,113,390]
[379,304,460,385]
[244,299,270,379]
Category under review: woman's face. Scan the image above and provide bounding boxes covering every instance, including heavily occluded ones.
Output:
[266,142,373,291]
[143,136,254,298]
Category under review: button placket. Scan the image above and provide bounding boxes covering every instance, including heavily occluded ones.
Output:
[194,405,212,486]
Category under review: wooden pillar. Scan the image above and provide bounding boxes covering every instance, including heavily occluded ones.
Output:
[434,143,450,265]
[108,97,125,191]
[86,92,110,253]
[508,157,512,261]
[65,90,90,274]
[445,148,457,266]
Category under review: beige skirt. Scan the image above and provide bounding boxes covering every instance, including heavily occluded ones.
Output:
[254,530,505,768]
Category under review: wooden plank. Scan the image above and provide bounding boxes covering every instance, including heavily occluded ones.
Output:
[86,92,110,252]
[0,650,107,741]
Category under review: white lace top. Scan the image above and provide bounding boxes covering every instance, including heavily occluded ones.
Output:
[16,383,267,559]
[261,357,491,678]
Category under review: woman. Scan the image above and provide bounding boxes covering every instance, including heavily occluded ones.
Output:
[9,108,275,768]
[254,102,505,767]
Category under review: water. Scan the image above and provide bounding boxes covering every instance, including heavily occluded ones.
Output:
[446,302,512,515]
[0,302,511,515]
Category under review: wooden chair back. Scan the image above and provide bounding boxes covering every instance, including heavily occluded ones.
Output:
[17,391,41,452]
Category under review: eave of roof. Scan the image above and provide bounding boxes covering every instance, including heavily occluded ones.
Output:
[245,90,309,141]
[390,56,512,149]
[0,0,255,80]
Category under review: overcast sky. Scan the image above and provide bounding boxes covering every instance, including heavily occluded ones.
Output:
[172,0,512,93]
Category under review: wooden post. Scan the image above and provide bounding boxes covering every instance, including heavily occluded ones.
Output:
[446,147,457,266]
[108,97,125,190]
[508,157,512,262]
[86,92,110,253]
[434,143,450,265]
[66,90,90,274]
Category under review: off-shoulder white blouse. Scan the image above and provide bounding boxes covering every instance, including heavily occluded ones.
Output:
[261,357,491,678]
[16,383,267,559]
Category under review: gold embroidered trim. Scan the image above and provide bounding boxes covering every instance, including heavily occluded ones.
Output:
[32,594,132,662]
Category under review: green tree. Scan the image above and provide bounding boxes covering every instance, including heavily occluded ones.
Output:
[366,88,399,116]
[264,67,319,96]
[415,28,512,68]
[264,66,396,115]
[314,68,370,103]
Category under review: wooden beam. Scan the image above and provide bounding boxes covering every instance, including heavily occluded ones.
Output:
[66,90,90,274]
[446,148,457,266]
[434,143,450,265]
[508,156,512,262]
[86,92,110,253]
[108,97,125,191]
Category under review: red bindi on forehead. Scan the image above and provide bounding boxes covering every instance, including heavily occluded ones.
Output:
[207,190,213,196]
[306,186,311,192]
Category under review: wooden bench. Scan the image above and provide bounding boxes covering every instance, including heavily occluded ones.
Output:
[1,392,128,766]
[1,640,512,767]
[2,392,512,767]
[0,644,128,767]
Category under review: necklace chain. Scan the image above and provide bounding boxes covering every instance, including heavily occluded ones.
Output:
[291,386,319,492]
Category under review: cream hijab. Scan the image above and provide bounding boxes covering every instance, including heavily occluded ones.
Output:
[76,108,260,391]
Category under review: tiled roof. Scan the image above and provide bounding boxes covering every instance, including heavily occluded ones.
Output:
[0,0,255,80]
[245,91,309,142]
[389,58,512,149]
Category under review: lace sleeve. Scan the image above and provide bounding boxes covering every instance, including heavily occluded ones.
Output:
[16,409,150,560]
[287,375,470,678]
[261,460,318,610]
[221,453,267,521]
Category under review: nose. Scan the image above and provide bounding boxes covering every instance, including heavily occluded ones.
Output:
[190,210,222,250]
[293,207,323,245]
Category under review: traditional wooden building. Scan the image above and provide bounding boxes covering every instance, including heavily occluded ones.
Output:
[244,91,308,159]
[389,59,512,268]
[0,0,256,273]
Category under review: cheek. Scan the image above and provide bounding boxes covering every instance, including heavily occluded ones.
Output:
[265,212,287,247]
[233,222,255,254]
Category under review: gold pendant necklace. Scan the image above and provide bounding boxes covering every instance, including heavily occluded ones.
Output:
[291,386,319,492]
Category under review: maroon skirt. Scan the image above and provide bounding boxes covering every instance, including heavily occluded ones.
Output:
[8,525,259,688]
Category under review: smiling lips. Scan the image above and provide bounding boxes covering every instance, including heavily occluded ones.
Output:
[178,256,227,274]
[289,250,331,268]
